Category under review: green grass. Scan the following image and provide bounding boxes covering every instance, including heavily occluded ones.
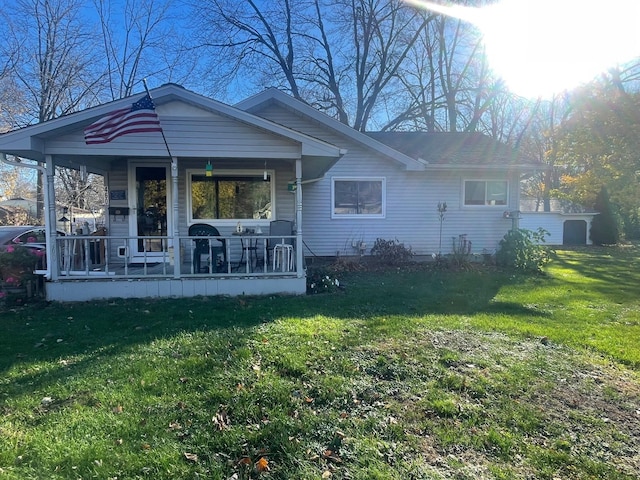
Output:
[1,246,639,479]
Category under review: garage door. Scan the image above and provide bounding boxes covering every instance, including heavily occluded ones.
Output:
[563,220,587,245]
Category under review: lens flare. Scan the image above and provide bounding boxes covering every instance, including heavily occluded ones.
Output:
[406,0,640,98]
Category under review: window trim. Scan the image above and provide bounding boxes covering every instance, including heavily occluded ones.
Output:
[331,176,386,219]
[186,169,275,225]
[462,179,509,207]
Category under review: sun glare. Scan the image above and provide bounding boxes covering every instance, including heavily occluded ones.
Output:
[407,0,640,98]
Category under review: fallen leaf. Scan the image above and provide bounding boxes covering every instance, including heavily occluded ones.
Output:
[179,377,189,383]
[322,471,332,478]
[168,421,182,430]
[212,411,230,430]
[323,450,342,464]
[183,452,198,463]
[141,443,150,450]
[237,456,252,466]
[112,405,123,414]
[255,457,269,472]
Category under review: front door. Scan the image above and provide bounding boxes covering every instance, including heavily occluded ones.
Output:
[129,163,171,263]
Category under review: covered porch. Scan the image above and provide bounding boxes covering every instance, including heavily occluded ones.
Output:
[0,84,343,302]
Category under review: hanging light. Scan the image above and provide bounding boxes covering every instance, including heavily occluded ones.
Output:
[205,160,213,177]
[263,159,268,181]
[58,206,70,223]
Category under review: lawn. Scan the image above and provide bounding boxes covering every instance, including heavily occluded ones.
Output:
[0,246,639,479]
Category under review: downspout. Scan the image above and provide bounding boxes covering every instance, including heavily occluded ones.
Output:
[295,159,303,278]
[1,153,55,280]
[171,157,180,279]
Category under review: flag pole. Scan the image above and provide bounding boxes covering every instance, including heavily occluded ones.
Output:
[142,78,174,159]
[143,79,181,278]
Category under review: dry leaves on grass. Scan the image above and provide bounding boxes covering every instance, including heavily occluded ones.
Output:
[212,410,230,430]
[183,452,198,463]
[255,457,269,472]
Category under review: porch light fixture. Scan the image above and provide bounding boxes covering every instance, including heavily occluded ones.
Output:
[263,159,268,181]
[205,160,213,177]
[58,207,70,223]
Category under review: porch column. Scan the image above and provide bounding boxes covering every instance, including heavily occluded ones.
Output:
[171,157,180,279]
[295,158,303,278]
[45,155,59,280]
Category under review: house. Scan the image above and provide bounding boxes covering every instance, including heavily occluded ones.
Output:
[0,198,104,233]
[0,84,542,302]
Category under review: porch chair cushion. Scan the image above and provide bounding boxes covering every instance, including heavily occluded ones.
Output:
[189,223,226,273]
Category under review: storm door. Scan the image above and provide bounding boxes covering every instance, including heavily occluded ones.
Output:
[129,164,171,263]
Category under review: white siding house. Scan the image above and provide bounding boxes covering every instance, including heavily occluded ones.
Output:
[0,84,543,302]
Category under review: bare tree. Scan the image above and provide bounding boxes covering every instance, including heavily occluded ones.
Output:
[7,0,104,123]
[94,0,193,100]
[191,0,431,130]
[3,0,105,221]
[55,168,106,212]
[0,162,36,200]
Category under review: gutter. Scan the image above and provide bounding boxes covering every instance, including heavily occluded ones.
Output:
[1,153,52,280]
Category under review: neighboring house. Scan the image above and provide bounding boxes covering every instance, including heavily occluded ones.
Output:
[0,84,543,301]
[519,196,597,246]
[0,198,104,233]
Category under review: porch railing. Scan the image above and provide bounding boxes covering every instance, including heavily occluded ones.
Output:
[51,233,299,280]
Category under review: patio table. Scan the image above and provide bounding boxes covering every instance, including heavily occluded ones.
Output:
[232,231,264,272]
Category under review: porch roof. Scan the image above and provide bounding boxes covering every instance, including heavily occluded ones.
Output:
[0,84,344,181]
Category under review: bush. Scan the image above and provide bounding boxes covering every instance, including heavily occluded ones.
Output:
[306,268,341,294]
[495,228,553,273]
[590,186,619,245]
[370,238,413,265]
[451,234,472,268]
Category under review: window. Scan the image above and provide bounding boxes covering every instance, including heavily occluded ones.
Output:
[464,180,508,206]
[189,171,272,222]
[332,178,385,218]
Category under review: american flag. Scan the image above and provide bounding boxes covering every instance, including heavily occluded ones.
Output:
[84,94,162,144]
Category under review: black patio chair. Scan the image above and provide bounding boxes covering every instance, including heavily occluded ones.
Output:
[188,223,226,273]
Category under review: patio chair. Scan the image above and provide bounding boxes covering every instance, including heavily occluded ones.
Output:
[268,220,294,270]
[189,223,226,273]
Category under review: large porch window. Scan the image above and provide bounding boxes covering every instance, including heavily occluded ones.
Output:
[188,170,273,222]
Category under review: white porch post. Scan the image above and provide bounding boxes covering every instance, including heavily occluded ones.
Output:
[295,158,303,278]
[171,157,180,278]
[45,155,59,280]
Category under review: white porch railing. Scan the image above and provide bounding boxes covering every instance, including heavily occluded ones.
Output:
[52,234,299,280]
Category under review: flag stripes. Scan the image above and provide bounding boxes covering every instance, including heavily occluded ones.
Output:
[84,95,162,144]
